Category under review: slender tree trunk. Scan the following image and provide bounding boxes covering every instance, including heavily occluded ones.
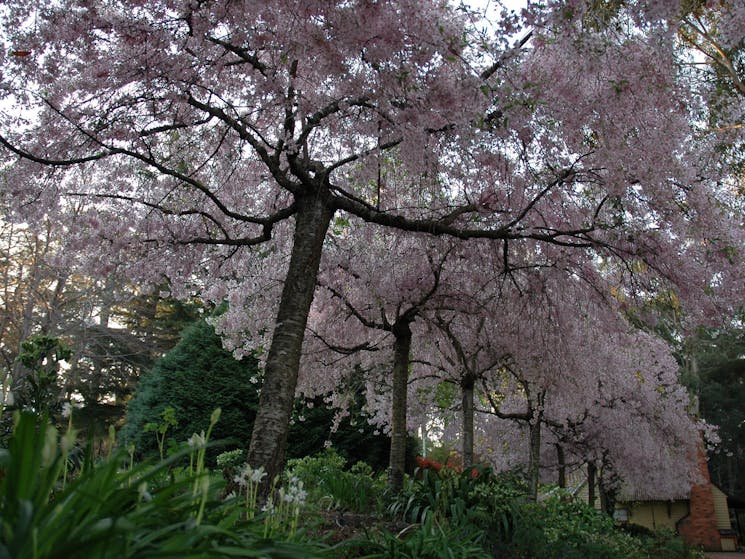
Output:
[247,192,334,488]
[588,461,597,508]
[556,443,566,488]
[599,462,619,517]
[388,319,412,493]
[527,416,542,501]
[599,481,617,516]
[461,376,475,469]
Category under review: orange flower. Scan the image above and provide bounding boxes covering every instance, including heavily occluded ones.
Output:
[415,456,443,472]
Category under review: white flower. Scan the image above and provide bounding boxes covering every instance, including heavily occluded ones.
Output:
[234,463,266,487]
[138,482,152,502]
[1,391,13,407]
[233,473,248,488]
[61,402,73,418]
[292,487,307,505]
[249,466,267,484]
[188,431,206,449]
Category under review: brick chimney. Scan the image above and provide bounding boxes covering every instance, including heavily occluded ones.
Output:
[677,446,721,551]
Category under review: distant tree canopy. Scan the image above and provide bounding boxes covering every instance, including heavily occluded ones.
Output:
[696,323,745,499]
[121,318,397,470]
[700,358,745,497]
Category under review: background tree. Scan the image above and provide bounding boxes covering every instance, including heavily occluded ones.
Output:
[0,212,202,430]
[692,319,745,498]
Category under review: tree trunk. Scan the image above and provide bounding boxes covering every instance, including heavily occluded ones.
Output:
[247,192,334,489]
[556,443,566,488]
[588,461,597,508]
[461,376,475,469]
[527,416,542,501]
[599,463,619,517]
[388,319,412,493]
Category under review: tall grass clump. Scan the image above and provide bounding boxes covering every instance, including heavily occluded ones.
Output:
[0,411,326,559]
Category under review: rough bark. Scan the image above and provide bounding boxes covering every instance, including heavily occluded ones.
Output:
[556,443,566,488]
[599,464,620,517]
[527,416,542,501]
[247,192,334,489]
[461,376,475,469]
[388,320,412,493]
[588,461,597,508]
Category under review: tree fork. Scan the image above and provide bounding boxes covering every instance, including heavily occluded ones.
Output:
[246,191,334,491]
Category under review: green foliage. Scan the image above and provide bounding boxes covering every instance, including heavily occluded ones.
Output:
[13,336,71,415]
[685,318,745,498]
[121,319,260,460]
[285,395,394,470]
[344,515,492,559]
[216,449,246,469]
[522,496,630,557]
[388,464,516,534]
[123,320,394,468]
[641,529,706,559]
[494,494,687,559]
[699,357,745,497]
[286,449,385,514]
[382,467,701,559]
[144,405,179,460]
[0,412,327,559]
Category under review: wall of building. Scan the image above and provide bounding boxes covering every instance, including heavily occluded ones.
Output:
[620,500,690,532]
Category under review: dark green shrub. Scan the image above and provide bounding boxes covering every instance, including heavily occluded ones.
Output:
[641,528,706,559]
[122,320,394,467]
[121,319,259,460]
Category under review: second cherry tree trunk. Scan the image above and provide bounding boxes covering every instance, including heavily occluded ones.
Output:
[388,320,412,493]
[461,376,475,469]
[528,415,542,501]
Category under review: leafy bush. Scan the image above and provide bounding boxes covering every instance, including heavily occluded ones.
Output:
[639,528,706,559]
[386,466,702,559]
[388,463,519,537]
[120,319,260,461]
[342,515,492,559]
[286,449,385,514]
[498,494,647,559]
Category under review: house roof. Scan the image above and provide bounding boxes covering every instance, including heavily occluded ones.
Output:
[618,486,691,502]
